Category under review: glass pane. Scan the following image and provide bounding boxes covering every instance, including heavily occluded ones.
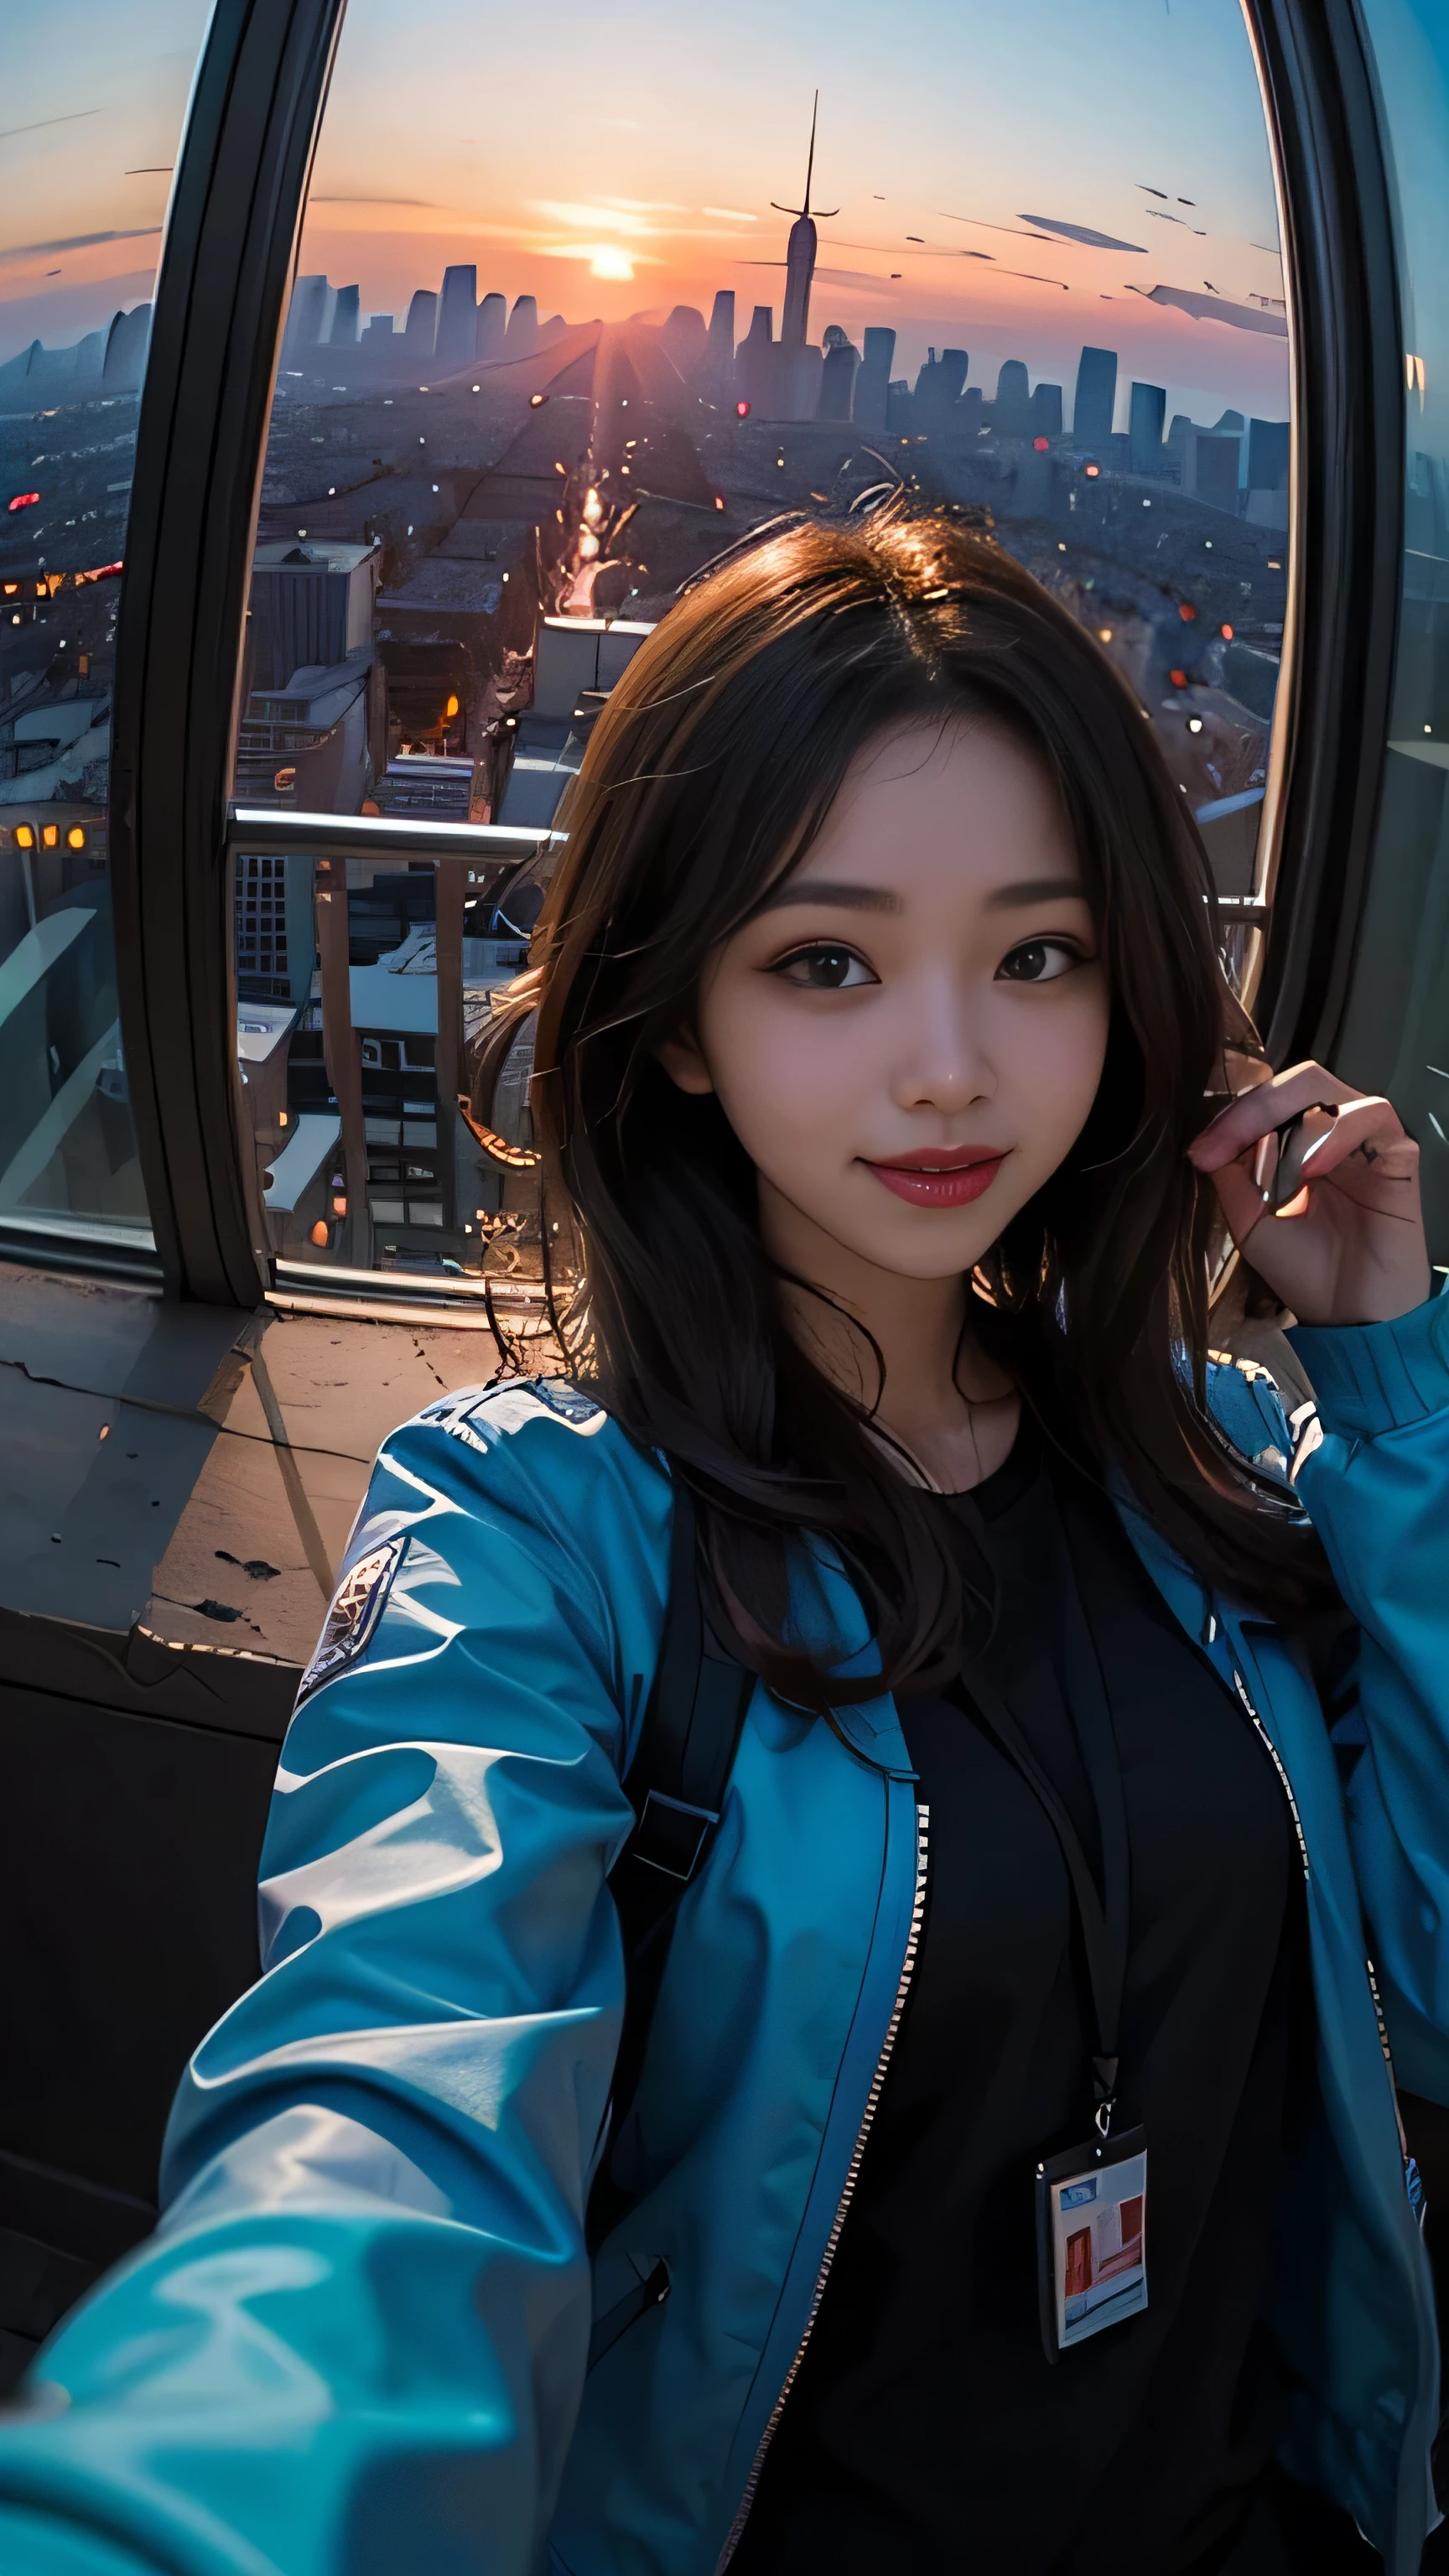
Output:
[0,0,211,1246]
[236,835,550,1286]
[236,0,1291,1285]
[1333,0,1449,1270]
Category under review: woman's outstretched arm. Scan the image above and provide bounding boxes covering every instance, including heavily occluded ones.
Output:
[0,1384,663,2576]
[1284,1291,1449,2104]
[1193,1062,1449,2099]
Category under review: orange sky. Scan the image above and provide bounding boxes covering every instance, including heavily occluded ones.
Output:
[292,0,1290,423]
[3,0,1292,430]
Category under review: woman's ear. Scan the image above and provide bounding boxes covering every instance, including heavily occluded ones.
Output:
[655,1026,715,1096]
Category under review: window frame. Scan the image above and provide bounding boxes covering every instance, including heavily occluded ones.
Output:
[110,0,350,1304]
[1244,0,1406,1065]
[88,0,1407,1308]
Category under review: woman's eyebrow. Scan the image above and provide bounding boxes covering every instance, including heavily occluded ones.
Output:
[755,878,903,915]
[984,875,1088,910]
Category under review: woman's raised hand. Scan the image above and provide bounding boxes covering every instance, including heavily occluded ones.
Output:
[1189,1062,1431,1327]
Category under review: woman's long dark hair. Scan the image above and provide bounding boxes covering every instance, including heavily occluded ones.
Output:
[501,507,1332,1706]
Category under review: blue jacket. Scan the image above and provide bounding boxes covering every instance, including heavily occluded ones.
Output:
[1,1296,1447,2576]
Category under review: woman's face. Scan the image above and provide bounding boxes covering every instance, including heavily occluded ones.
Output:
[657,719,1112,1288]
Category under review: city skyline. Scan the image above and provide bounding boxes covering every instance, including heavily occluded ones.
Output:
[273,0,1291,418]
[3,0,1290,427]
[268,260,1286,459]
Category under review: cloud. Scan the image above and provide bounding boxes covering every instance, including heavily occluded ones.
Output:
[934,213,1055,242]
[1135,283,1286,335]
[703,207,758,223]
[0,109,101,143]
[1017,215,1147,252]
[536,242,662,278]
[532,200,657,236]
[813,267,898,289]
[0,228,162,262]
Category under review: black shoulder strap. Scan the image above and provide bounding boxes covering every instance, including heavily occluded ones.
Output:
[589,1482,752,2248]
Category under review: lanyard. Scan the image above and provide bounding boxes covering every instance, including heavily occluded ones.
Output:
[955,1518,1131,2134]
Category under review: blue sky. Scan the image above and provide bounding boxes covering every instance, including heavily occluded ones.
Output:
[2,0,1291,428]
[0,0,208,366]
[299,0,1291,422]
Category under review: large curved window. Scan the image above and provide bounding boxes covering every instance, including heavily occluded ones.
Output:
[234,0,1292,1290]
[0,0,210,1253]
[1333,0,1449,1269]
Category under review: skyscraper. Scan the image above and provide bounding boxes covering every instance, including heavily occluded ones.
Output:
[736,305,777,414]
[435,266,479,372]
[995,359,1031,438]
[818,329,860,421]
[1129,381,1166,474]
[852,326,896,431]
[771,93,838,419]
[101,304,153,391]
[1247,417,1289,491]
[476,294,506,362]
[1028,382,1063,439]
[283,274,330,360]
[662,306,709,377]
[914,347,969,437]
[404,289,438,357]
[707,291,736,404]
[505,296,539,356]
[1073,345,1118,452]
[329,284,361,347]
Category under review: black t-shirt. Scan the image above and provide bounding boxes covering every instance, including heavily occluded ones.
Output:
[735,1416,1324,2576]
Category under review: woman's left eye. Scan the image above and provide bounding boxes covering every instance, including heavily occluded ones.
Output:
[774,943,878,990]
[996,937,1083,984]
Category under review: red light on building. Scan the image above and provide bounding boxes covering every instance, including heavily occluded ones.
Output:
[1083,462,1100,479]
[1178,602,1197,621]
[1169,667,1187,688]
[1033,436,1050,452]
[715,496,725,509]
[8,491,39,514]
[529,392,548,408]
[735,400,750,418]
[1220,621,1234,640]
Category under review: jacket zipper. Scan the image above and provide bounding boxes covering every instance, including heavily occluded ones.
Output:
[1231,1656,1418,2199]
[714,1800,931,2573]
[1228,1662,1310,1880]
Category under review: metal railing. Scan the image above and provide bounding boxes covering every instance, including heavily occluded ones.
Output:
[228,806,563,864]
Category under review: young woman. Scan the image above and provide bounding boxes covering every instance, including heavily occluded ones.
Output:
[0,512,1445,2576]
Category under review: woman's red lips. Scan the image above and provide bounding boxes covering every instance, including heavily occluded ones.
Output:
[862,1147,1008,1208]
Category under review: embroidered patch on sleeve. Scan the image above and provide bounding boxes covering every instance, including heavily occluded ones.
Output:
[297,1536,407,1704]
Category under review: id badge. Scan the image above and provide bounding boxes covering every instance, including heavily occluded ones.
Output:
[1036,2125,1148,2360]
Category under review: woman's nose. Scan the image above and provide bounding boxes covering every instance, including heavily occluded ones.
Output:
[889,979,996,1114]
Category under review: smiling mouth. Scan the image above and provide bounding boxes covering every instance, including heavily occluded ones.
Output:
[862,1150,1009,1208]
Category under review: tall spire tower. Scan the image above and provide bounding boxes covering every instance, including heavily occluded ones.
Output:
[773,92,838,358]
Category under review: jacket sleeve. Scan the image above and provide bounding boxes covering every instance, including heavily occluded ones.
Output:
[1284,1286,1449,2105]
[0,1384,666,2576]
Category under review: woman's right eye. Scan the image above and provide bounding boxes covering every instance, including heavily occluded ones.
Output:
[772,943,877,990]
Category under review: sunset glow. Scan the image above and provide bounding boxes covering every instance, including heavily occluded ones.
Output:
[3,0,1291,433]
